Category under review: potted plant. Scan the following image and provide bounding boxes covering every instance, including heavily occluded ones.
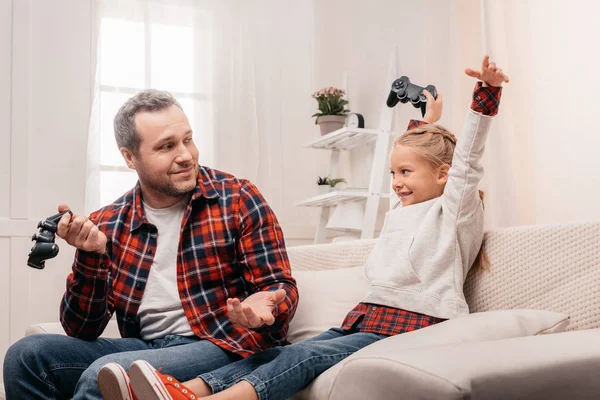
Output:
[317,176,347,194]
[312,87,350,136]
[328,178,347,189]
[317,176,331,194]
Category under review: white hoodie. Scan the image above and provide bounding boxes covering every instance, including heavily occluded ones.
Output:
[362,109,492,319]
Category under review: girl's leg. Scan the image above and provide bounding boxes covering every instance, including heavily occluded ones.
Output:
[180,378,213,397]
[125,332,343,399]
[198,380,257,400]
[201,329,385,400]
[178,379,256,399]
[198,328,345,395]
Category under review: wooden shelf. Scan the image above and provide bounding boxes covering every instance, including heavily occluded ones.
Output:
[296,190,390,208]
[304,127,387,150]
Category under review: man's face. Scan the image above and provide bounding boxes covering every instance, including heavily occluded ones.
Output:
[121,105,199,207]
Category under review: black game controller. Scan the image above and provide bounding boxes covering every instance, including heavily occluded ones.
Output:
[386,76,437,117]
[27,210,72,269]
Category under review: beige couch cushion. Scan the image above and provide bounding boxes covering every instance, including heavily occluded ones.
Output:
[465,222,600,331]
[296,310,569,399]
[25,319,121,338]
[329,329,600,400]
[288,265,369,343]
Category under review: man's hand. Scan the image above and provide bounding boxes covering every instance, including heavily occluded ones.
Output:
[227,289,286,329]
[422,89,443,124]
[465,55,510,87]
[56,203,107,254]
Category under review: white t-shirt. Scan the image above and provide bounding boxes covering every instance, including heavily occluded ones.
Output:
[137,195,194,340]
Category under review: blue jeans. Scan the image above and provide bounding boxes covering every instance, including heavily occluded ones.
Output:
[200,327,387,400]
[3,333,240,400]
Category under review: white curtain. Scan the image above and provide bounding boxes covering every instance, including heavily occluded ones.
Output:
[209,0,316,220]
[85,0,317,229]
[479,0,600,227]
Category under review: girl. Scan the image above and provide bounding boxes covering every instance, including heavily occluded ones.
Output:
[99,55,508,400]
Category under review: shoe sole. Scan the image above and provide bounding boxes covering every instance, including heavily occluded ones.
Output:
[129,360,171,400]
[98,363,134,400]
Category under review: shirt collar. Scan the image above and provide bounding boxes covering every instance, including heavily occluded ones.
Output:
[130,165,221,232]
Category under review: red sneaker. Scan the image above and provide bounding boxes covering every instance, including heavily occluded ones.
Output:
[129,360,198,400]
[98,362,138,400]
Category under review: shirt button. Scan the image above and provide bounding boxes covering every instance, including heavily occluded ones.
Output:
[371,306,377,311]
[475,95,481,101]
[135,283,142,290]
[146,249,153,255]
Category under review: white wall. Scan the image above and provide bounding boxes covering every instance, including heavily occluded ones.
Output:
[465,0,600,228]
[0,0,93,380]
[531,1,600,224]
[0,0,13,379]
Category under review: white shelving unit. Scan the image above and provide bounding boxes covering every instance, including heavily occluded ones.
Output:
[303,127,384,150]
[295,189,385,208]
[297,50,398,244]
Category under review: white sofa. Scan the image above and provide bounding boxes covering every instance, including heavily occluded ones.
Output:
[3,221,600,399]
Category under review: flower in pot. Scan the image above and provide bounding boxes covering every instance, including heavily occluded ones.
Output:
[312,87,350,136]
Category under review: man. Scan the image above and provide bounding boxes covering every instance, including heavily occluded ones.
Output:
[3,90,298,400]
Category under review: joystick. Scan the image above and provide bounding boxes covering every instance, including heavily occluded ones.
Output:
[27,210,72,269]
[386,76,437,117]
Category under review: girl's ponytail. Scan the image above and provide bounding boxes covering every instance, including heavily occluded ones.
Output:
[472,190,490,271]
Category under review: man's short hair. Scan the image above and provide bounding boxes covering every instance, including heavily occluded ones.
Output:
[113,89,182,154]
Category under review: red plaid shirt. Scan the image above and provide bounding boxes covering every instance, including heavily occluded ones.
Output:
[342,82,502,335]
[60,166,298,358]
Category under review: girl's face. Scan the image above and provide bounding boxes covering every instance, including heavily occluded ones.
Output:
[390,144,449,207]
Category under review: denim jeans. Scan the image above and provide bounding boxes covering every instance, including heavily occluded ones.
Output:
[3,333,241,400]
[200,326,387,400]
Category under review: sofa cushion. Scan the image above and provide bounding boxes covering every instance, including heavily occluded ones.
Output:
[288,265,370,343]
[293,309,569,400]
[329,329,599,400]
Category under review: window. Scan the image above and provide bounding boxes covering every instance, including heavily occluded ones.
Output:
[97,3,213,206]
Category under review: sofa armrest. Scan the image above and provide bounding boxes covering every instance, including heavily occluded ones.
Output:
[25,323,68,336]
[330,329,600,400]
[25,320,121,338]
[287,239,377,272]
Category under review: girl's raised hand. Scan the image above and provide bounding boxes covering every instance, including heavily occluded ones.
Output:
[422,89,443,124]
[465,55,510,87]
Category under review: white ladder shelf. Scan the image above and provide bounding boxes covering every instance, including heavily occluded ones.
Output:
[296,49,398,244]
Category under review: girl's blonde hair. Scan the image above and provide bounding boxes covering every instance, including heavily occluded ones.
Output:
[394,124,489,271]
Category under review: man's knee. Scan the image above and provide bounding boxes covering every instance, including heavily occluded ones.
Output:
[3,334,57,373]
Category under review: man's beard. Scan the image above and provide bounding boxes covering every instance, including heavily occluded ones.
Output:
[137,162,197,198]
